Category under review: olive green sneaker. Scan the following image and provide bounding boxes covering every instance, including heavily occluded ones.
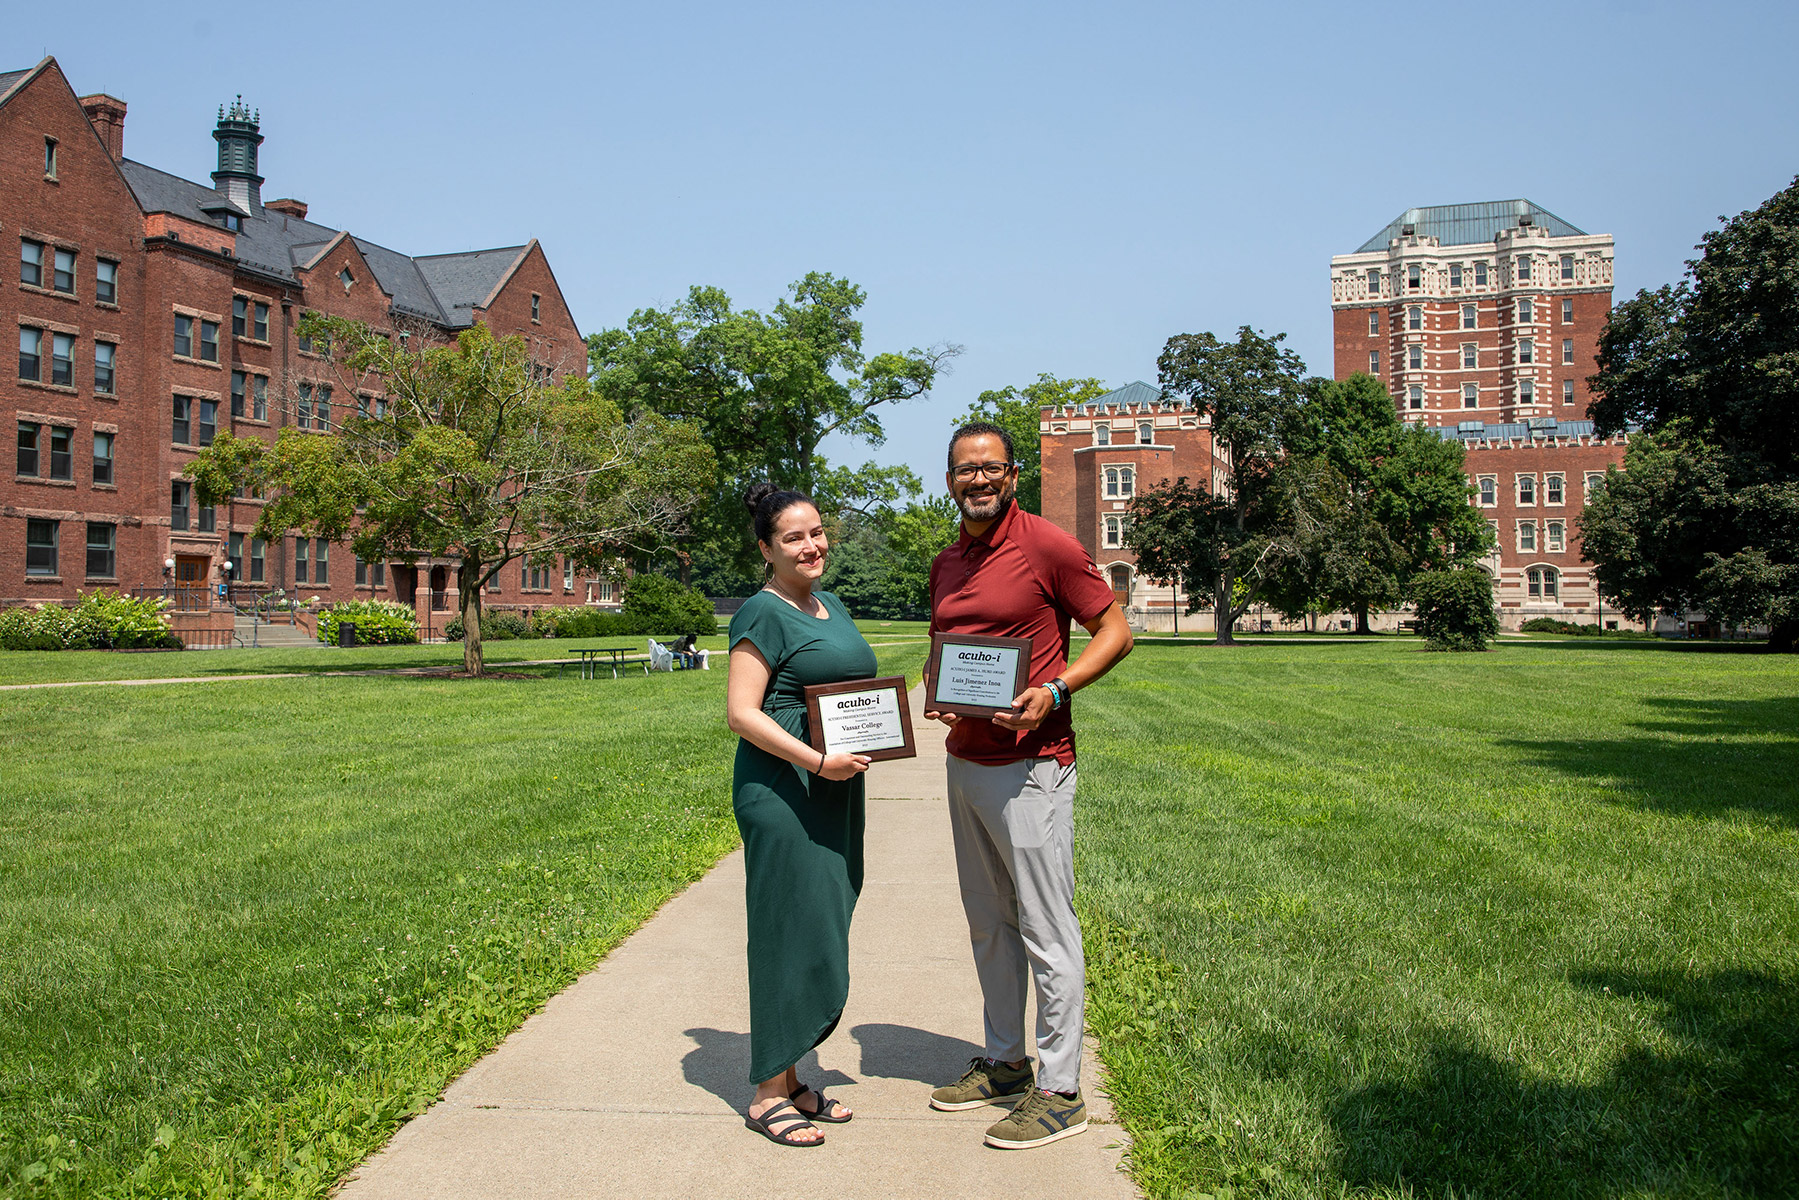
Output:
[929,1056,1034,1111]
[983,1087,1088,1149]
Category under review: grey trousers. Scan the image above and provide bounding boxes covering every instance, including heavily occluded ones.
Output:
[945,754,1084,1093]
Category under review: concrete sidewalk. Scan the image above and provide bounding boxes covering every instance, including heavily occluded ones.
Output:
[339,685,1137,1199]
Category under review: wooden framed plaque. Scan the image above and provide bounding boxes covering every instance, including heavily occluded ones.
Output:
[924,632,1034,718]
[803,675,917,762]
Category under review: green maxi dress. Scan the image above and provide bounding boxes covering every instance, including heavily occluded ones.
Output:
[728,588,876,1084]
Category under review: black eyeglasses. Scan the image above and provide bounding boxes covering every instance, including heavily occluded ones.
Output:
[951,461,1017,482]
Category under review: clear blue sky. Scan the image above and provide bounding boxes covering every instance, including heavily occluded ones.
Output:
[26,0,1799,491]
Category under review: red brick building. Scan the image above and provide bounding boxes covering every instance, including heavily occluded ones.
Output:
[1,57,609,636]
[1038,380,1214,630]
[1330,200,1632,627]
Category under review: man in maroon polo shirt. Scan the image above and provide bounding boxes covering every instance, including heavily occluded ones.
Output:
[923,420,1133,1150]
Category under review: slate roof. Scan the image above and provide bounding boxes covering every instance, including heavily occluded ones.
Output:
[115,157,529,329]
[0,68,32,102]
[1357,200,1587,253]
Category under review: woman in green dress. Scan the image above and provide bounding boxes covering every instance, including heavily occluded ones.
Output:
[725,483,877,1147]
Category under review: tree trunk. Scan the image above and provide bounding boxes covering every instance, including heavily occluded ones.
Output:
[1355,604,1371,635]
[1767,619,1799,653]
[460,561,484,676]
[1214,571,1234,646]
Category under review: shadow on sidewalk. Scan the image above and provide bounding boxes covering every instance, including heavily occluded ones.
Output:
[683,1027,856,1107]
[851,1023,982,1086]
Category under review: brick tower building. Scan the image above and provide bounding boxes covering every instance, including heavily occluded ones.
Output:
[1329,200,1633,627]
[1038,380,1215,630]
[1,57,604,640]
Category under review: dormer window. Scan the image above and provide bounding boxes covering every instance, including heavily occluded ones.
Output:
[339,268,355,293]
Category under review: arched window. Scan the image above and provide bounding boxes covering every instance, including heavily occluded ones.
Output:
[1119,466,1135,497]
[1095,424,1110,446]
[1104,467,1119,497]
[1138,422,1153,444]
[1527,566,1559,599]
[1478,476,1497,505]
[1408,306,1422,330]
[1104,516,1121,547]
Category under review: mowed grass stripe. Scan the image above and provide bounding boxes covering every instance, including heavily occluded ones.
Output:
[1075,641,1798,1199]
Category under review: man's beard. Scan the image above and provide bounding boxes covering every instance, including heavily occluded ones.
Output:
[956,484,1013,523]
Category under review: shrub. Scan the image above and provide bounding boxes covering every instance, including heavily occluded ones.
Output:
[550,608,632,639]
[1410,568,1500,651]
[0,592,178,651]
[621,574,717,639]
[316,599,419,646]
[442,610,536,642]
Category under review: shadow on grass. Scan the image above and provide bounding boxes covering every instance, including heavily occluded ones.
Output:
[1501,696,1799,826]
[1508,637,1771,654]
[1330,968,1798,1196]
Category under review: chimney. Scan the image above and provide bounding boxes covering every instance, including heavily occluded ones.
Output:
[80,94,127,160]
[211,95,264,212]
[265,197,308,220]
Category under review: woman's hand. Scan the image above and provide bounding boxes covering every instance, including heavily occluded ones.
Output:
[816,752,872,781]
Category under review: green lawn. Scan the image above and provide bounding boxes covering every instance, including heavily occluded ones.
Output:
[1074,639,1799,1198]
[7,632,1790,1198]
[0,634,928,1199]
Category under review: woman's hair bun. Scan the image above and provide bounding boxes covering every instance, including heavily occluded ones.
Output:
[743,481,779,514]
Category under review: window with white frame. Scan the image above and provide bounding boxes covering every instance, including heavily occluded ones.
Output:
[1408,264,1421,290]
[1478,476,1497,505]
[1138,422,1152,445]
[1585,472,1605,499]
[1369,350,1379,374]
[1450,263,1463,287]
[1546,474,1564,505]
[1562,298,1574,324]
[1562,338,1574,364]
[1563,378,1575,406]
[1368,311,1380,336]
[1518,474,1536,505]
[1518,338,1534,364]
[1547,520,1565,552]
[1520,378,1535,403]
[1517,298,1533,323]
[1527,565,1558,599]
[94,342,117,394]
[1462,304,1477,329]
[1518,521,1537,552]
[1408,385,1423,410]
[564,560,575,590]
[1408,306,1422,331]
[1463,382,1478,408]
[1366,268,1380,295]
[1104,515,1121,547]
[1560,254,1574,281]
[1474,261,1488,286]
[1105,467,1119,497]
[1462,343,1477,369]
[1409,345,1422,369]
[1517,255,1532,282]
[1095,423,1110,446]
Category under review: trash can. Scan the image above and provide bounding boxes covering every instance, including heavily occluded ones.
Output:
[338,621,358,647]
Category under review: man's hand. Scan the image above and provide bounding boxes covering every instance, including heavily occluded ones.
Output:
[992,686,1053,731]
[922,707,961,726]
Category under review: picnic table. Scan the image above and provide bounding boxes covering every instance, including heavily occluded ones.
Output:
[573,647,647,680]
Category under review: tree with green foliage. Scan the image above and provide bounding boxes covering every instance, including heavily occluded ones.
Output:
[1585,175,1799,650]
[588,273,958,588]
[963,374,1108,513]
[1268,373,1492,631]
[819,495,959,619]
[186,318,714,675]
[1409,567,1501,650]
[1126,327,1319,645]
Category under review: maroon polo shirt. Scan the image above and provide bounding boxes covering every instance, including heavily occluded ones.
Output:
[928,501,1116,766]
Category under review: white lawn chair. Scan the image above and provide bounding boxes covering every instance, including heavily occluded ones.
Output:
[647,638,675,672]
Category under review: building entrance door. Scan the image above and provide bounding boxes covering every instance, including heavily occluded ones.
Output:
[1110,564,1132,608]
[392,565,417,605]
[429,565,449,611]
[174,555,210,610]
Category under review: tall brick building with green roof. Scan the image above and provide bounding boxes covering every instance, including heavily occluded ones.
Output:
[1,57,607,640]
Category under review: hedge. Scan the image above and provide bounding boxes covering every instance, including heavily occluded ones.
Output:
[316,599,420,646]
[0,591,180,651]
